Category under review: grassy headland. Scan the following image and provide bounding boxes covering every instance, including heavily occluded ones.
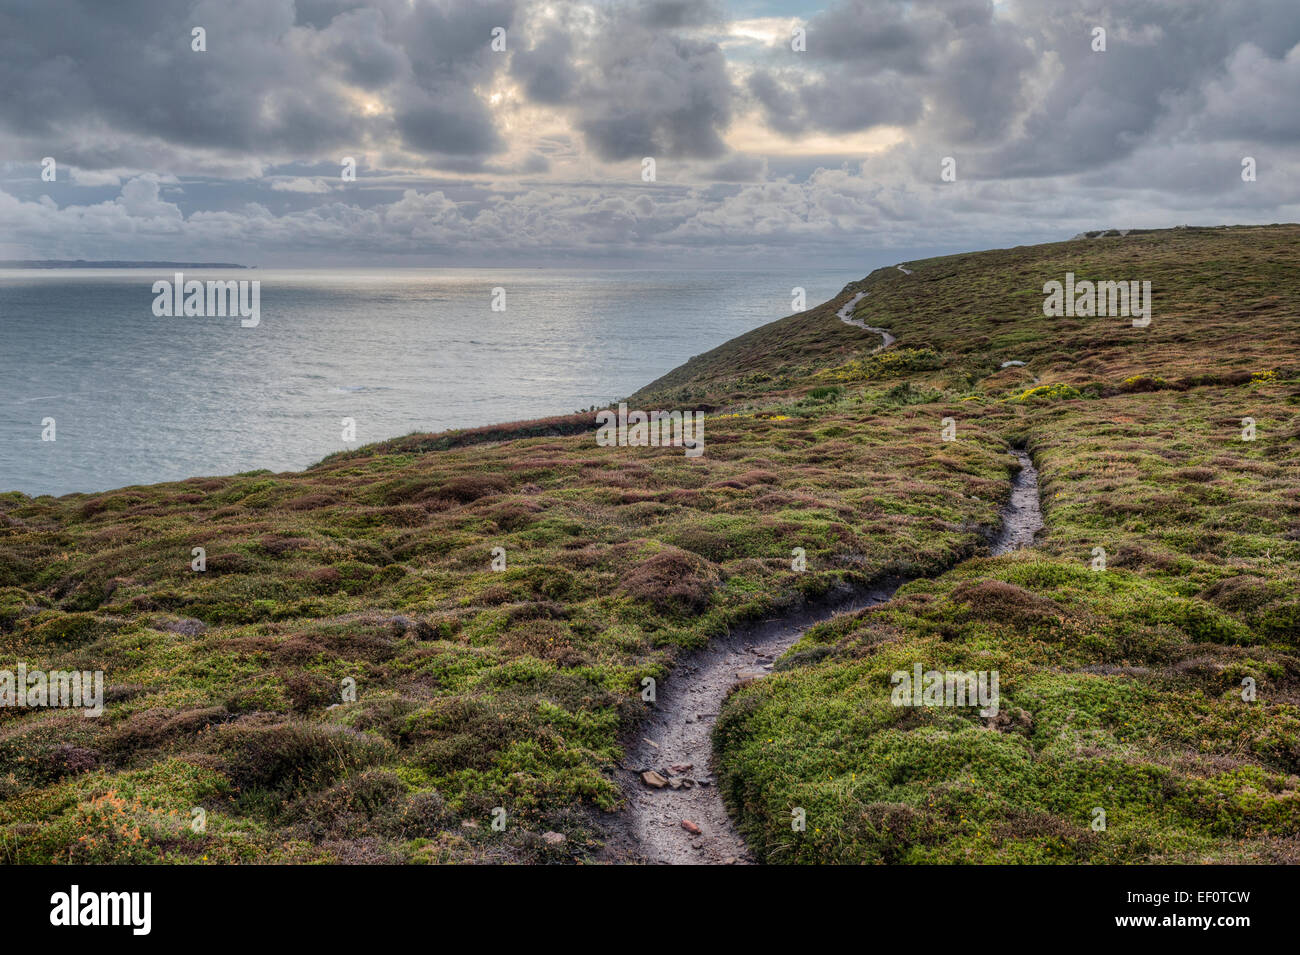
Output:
[1,224,1297,863]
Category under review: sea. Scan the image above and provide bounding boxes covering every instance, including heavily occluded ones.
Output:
[0,268,862,497]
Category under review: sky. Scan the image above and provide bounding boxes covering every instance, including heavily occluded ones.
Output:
[0,0,1298,267]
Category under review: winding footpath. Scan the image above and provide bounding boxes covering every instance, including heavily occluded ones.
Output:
[607,270,1046,863]
[835,264,913,349]
[611,450,1043,864]
[609,580,902,864]
[835,291,896,349]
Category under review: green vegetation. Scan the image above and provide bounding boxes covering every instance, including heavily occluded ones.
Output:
[0,381,1009,863]
[2,224,1297,863]
[717,387,1300,863]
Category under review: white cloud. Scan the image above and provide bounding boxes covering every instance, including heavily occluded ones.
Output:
[270,177,335,193]
[69,168,123,188]
[1,0,1298,264]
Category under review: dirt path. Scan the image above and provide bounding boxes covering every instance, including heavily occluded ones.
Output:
[605,581,904,864]
[606,450,1044,864]
[992,450,1044,554]
[835,291,896,349]
[603,272,1042,865]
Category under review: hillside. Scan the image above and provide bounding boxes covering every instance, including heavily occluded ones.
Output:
[1,224,1297,864]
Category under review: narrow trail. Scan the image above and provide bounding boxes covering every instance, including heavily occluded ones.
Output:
[994,450,1045,552]
[834,265,912,349]
[607,447,1044,864]
[835,291,896,349]
[604,269,1043,865]
[606,580,903,864]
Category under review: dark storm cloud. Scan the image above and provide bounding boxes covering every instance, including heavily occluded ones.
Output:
[509,28,579,104]
[313,7,406,89]
[747,0,1031,143]
[393,93,503,157]
[574,34,732,162]
[0,1,351,153]
[972,0,1300,177]
[387,0,518,160]
[577,30,733,160]
[803,0,959,71]
[0,0,516,169]
[1,0,1299,265]
[750,68,923,136]
[0,0,740,171]
[629,0,726,29]
[921,12,1036,144]
[745,72,802,137]
[746,0,1300,179]
[4,0,1299,181]
[511,1,735,162]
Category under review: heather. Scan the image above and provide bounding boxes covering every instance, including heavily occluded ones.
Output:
[2,224,1297,863]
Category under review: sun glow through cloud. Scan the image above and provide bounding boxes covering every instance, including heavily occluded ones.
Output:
[0,0,1296,266]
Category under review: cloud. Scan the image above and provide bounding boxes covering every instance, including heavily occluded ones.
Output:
[115,175,183,220]
[270,177,334,193]
[69,168,123,188]
[1185,42,1300,143]
[975,0,1300,177]
[707,153,769,182]
[0,0,516,172]
[511,1,735,161]
[508,29,578,105]
[5,150,1298,268]
[744,0,1032,142]
[1,0,1299,265]
[742,0,1300,182]
[631,0,726,29]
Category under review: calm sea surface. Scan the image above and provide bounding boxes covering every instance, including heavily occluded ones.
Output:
[0,268,861,496]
